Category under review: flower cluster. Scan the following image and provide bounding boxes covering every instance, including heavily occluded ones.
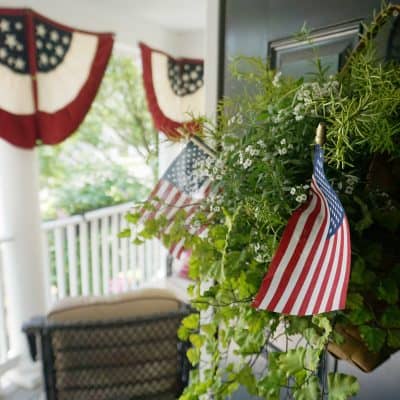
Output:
[337,174,359,195]
[287,183,310,203]
[253,242,269,263]
[294,78,340,118]
[236,141,266,169]
[276,138,294,156]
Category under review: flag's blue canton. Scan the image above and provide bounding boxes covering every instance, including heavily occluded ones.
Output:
[313,145,344,238]
[164,141,210,195]
[0,15,29,74]
[34,18,72,73]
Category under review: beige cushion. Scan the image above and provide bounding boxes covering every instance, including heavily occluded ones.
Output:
[47,288,181,323]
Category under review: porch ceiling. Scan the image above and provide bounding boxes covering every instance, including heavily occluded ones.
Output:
[0,0,206,51]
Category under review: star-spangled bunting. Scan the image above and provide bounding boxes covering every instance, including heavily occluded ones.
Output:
[0,8,113,148]
[139,42,204,140]
[252,144,351,316]
[140,138,214,262]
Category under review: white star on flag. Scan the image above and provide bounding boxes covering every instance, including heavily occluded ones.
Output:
[5,34,17,49]
[0,48,7,59]
[50,30,59,42]
[36,24,46,37]
[14,58,25,70]
[0,18,10,32]
[55,45,64,56]
[39,53,48,65]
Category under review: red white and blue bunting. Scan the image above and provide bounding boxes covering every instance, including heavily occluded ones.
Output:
[0,8,114,148]
[139,42,204,140]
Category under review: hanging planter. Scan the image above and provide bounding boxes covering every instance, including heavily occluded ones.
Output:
[124,4,400,399]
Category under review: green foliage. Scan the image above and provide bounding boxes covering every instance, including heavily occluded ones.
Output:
[39,56,157,219]
[125,5,400,399]
[327,373,360,400]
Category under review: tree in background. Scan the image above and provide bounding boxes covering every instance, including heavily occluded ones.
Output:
[39,55,158,219]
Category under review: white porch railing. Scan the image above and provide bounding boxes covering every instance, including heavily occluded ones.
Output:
[41,202,164,306]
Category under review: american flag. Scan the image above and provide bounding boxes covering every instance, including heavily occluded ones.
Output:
[252,144,351,316]
[140,138,214,260]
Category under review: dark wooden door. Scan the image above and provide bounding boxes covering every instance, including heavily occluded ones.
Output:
[220,1,400,399]
[221,0,400,97]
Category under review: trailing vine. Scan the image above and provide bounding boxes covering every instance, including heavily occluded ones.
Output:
[123,4,400,399]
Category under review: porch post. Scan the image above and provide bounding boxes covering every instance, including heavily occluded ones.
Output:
[0,139,46,365]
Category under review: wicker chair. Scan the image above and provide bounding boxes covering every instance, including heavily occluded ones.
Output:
[23,288,191,400]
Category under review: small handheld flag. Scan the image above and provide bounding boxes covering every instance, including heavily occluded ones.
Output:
[140,137,214,261]
[252,124,351,316]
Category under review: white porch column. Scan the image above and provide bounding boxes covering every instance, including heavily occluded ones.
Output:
[0,139,46,363]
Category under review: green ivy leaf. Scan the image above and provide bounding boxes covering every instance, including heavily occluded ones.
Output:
[237,365,257,395]
[380,305,400,328]
[312,315,332,338]
[328,373,359,400]
[387,329,400,348]
[293,375,321,400]
[202,322,217,336]
[257,368,284,400]
[132,237,144,245]
[346,307,374,325]
[377,279,399,305]
[189,333,205,349]
[117,228,131,238]
[125,212,141,224]
[359,325,386,353]
[345,292,364,310]
[182,313,200,330]
[186,348,200,366]
[278,347,320,377]
[349,257,366,285]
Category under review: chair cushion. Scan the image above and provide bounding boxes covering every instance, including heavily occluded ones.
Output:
[47,288,181,323]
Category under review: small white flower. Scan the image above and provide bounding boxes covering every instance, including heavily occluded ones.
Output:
[290,187,296,195]
[243,159,252,169]
[300,194,307,202]
[257,140,266,148]
[272,71,282,87]
[337,182,343,190]
[345,187,353,195]
[295,115,304,121]
[280,138,286,145]
[249,149,260,156]
[288,143,294,149]
[296,195,303,203]
[255,254,265,263]
[216,175,222,180]
[303,184,309,190]
[279,147,287,155]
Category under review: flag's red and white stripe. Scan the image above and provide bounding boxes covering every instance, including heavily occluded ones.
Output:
[252,176,351,316]
[140,177,211,260]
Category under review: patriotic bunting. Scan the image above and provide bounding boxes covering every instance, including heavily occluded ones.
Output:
[0,8,114,148]
[140,138,214,262]
[253,144,351,316]
[139,42,204,140]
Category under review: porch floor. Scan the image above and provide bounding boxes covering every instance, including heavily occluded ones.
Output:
[3,387,42,400]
